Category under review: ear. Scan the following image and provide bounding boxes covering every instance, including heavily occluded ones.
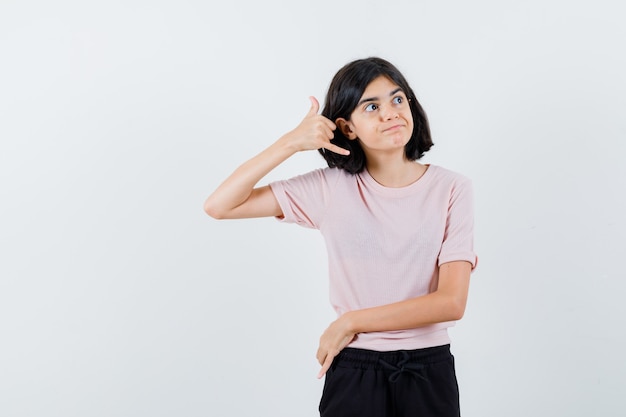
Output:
[335,118,357,140]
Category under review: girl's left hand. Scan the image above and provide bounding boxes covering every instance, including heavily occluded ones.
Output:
[316,314,357,378]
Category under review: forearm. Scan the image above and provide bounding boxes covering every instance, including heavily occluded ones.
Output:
[203,137,295,218]
[344,261,472,334]
[345,291,465,335]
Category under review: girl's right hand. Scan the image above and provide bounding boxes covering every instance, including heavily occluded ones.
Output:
[280,97,350,156]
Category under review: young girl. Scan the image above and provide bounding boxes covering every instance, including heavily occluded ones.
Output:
[204,57,476,417]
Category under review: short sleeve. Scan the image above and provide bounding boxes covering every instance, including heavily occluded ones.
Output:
[438,177,478,270]
[268,168,338,229]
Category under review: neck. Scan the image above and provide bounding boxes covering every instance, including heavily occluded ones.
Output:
[365,156,427,188]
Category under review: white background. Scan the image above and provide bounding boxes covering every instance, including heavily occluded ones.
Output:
[1,1,625,416]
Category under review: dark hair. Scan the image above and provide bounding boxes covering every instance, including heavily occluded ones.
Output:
[319,57,433,174]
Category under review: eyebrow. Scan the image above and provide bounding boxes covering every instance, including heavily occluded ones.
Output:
[357,87,404,106]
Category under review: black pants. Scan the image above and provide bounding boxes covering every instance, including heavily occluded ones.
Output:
[319,344,460,417]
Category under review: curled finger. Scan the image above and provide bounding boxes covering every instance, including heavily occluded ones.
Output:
[316,348,326,366]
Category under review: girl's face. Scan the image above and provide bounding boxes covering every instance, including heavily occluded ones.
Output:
[340,76,414,156]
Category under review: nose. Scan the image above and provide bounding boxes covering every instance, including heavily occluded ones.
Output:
[381,104,399,120]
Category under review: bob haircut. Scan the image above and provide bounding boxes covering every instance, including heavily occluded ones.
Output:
[319,57,433,174]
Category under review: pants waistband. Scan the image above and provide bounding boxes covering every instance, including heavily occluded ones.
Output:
[333,344,452,383]
[334,344,452,370]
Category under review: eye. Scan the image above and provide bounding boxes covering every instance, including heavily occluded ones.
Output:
[393,96,404,105]
[365,103,378,112]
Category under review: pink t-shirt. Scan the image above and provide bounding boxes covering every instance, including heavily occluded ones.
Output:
[269,164,476,351]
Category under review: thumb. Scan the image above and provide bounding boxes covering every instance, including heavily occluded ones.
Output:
[306,96,320,117]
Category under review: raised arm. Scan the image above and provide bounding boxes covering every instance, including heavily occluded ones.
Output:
[203,97,349,219]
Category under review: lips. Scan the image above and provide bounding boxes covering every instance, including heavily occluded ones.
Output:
[383,124,404,132]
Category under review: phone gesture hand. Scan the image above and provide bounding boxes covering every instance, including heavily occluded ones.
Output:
[286,97,350,156]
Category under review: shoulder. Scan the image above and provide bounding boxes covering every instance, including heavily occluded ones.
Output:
[281,166,348,185]
[270,167,348,194]
[428,165,472,187]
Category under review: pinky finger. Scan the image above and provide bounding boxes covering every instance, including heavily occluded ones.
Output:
[325,144,350,156]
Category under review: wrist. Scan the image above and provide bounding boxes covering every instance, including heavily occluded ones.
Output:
[342,310,360,335]
[275,131,300,154]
